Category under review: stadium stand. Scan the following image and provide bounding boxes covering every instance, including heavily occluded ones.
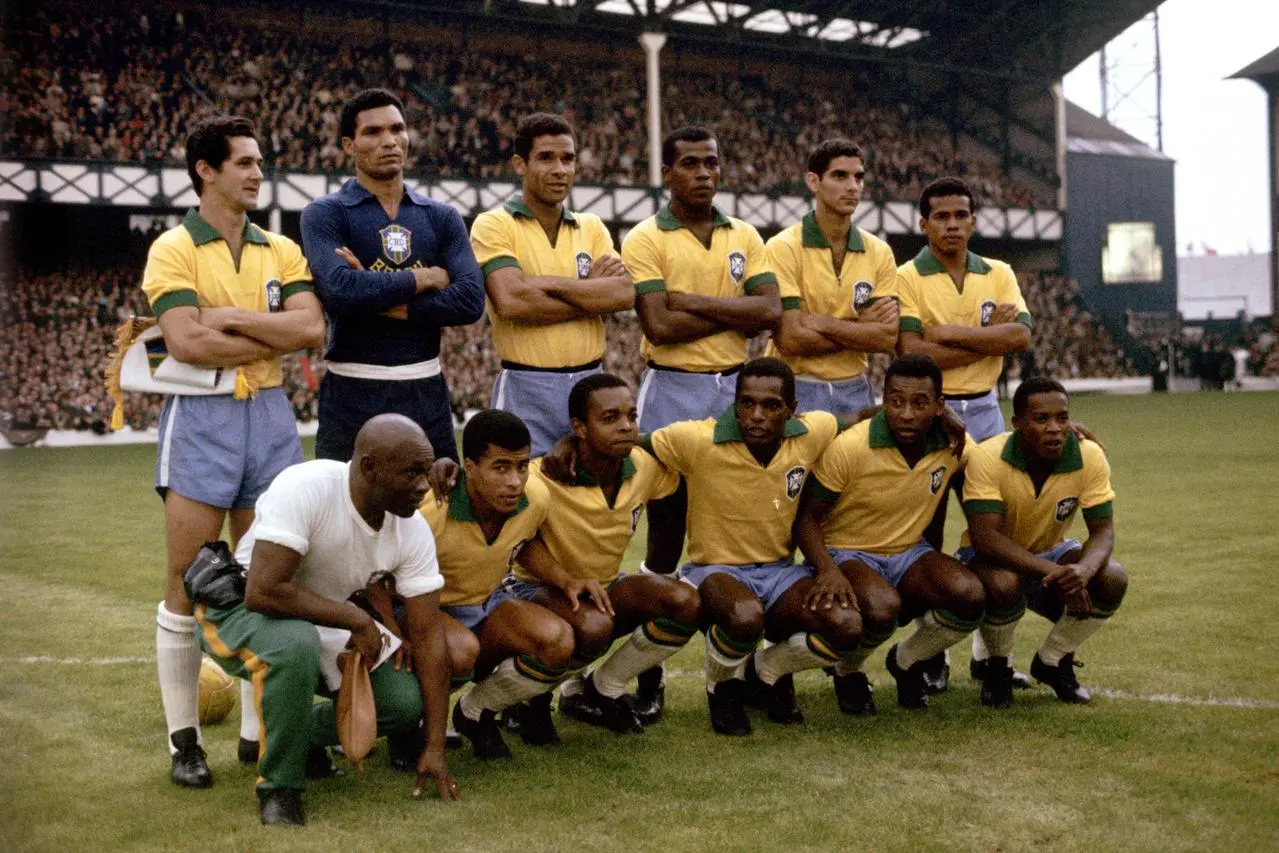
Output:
[2,263,1163,432]
[2,7,1050,207]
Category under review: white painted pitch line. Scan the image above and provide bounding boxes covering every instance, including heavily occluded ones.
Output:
[7,658,1279,710]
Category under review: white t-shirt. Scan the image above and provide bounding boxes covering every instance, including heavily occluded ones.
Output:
[236,459,443,603]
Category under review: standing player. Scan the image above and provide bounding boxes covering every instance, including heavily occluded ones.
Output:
[767,139,899,414]
[142,116,325,787]
[644,359,856,735]
[471,113,634,456]
[419,410,613,759]
[195,416,459,825]
[510,374,699,732]
[623,125,781,700]
[894,176,1032,690]
[794,354,984,711]
[958,377,1128,707]
[300,88,484,464]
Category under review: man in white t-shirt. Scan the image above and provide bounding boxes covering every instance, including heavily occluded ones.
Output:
[194,415,460,826]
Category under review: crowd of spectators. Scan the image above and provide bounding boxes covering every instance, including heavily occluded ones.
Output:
[2,262,1148,434]
[2,7,1052,208]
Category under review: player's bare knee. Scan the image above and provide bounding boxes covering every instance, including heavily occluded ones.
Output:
[723,598,765,640]
[573,607,615,656]
[983,569,1023,612]
[860,589,900,638]
[1092,559,1129,607]
[945,573,987,621]
[662,583,701,626]
[819,606,863,649]
[448,630,481,676]
[532,619,575,670]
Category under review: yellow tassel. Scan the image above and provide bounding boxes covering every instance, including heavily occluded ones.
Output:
[234,370,251,400]
[103,316,157,431]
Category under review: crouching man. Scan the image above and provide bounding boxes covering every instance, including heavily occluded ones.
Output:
[194,414,459,825]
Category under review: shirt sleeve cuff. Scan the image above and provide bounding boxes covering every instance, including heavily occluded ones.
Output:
[150,289,199,316]
[481,256,521,277]
[899,317,923,333]
[1015,311,1032,328]
[251,526,310,556]
[963,499,1005,517]
[743,272,777,293]
[635,279,666,295]
[803,476,841,504]
[1082,501,1113,521]
[396,572,445,598]
[780,296,802,311]
[280,281,315,302]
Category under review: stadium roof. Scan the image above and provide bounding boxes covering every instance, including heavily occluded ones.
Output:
[1065,101,1171,161]
[490,0,1165,81]
[1230,46,1279,87]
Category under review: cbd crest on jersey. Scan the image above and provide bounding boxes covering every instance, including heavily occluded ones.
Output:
[380,224,412,265]
[265,278,283,312]
[929,466,947,495]
[784,465,807,500]
[980,299,996,326]
[1055,496,1079,522]
[853,280,873,311]
[575,251,592,279]
[728,251,746,284]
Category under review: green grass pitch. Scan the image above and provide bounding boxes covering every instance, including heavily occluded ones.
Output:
[2,392,1277,852]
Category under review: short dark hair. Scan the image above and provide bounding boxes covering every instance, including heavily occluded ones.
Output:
[736,357,796,407]
[568,373,630,424]
[339,88,405,141]
[186,116,258,195]
[515,112,575,161]
[919,177,975,219]
[884,353,943,397]
[462,409,531,462]
[1013,376,1068,417]
[661,125,715,167]
[807,138,863,178]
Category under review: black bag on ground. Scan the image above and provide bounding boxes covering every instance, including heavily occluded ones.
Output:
[183,541,247,609]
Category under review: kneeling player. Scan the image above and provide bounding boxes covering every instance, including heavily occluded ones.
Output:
[795,353,982,711]
[517,374,700,732]
[958,376,1127,706]
[195,415,458,825]
[420,410,611,759]
[645,358,857,735]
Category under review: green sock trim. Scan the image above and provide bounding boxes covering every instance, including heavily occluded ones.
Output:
[985,599,1027,626]
[806,633,854,662]
[643,617,697,647]
[934,608,984,632]
[515,654,568,684]
[709,623,760,657]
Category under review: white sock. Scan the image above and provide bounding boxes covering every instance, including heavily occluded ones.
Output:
[459,657,557,720]
[704,626,752,692]
[754,633,843,685]
[1039,614,1108,665]
[558,673,585,699]
[897,610,976,670]
[238,679,259,741]
[155,602,202,753]
[978,619,1020,660]
[592,621,693,699]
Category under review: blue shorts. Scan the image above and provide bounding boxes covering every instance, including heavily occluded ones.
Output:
[821,542,935,588]
[793,375,875,416]
[491,364,602,458]
[955,538,1082,614]
[678,560,813,611]
[441,590,512,631]
[316,372,458,463]
[498,574,625,603]
[946,390,1004,442]
[154,387,301,510]
[636,366,739,433]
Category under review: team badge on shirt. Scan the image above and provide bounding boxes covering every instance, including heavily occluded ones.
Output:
[784,465,807,500]
[980,300,996,327]
[1055,496,1079,522]
[728,251,746,285]
[264,278,283,312]
[380,224,413,265]
[630,505,643,532]
[508,538,530,569]
[928,466,947,495]
[575,251,593,279]
[853,281,873,311]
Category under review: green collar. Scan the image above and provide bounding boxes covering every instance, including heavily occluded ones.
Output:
[574,454,637,487]
[181,208,269,247]
[503,196,578,226]
[911,246,992,277]
[712,405,809,444]
[655,204,732,231]
[867,411,950,455]
[446,473,530,522]
[800,212,865,252]
[1001,431,1083,474]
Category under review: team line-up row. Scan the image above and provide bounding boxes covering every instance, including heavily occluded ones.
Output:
[131,89,1121,825]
